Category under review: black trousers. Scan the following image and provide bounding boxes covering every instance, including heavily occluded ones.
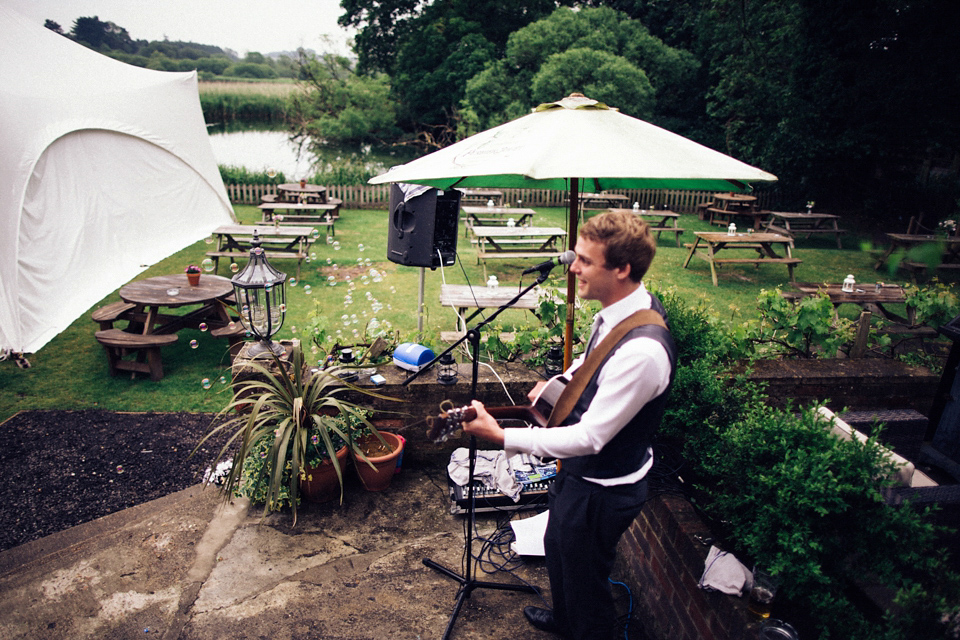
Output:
[543,469,648,640]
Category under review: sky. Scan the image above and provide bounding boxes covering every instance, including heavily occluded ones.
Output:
[3,0,356,57]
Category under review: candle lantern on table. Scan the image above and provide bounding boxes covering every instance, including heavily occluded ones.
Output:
[231,231,287,358]
[437,352,458,386]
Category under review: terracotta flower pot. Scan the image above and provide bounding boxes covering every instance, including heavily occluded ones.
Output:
[353,432,404,491]
[186,273,201,286]
[300,446,349,504]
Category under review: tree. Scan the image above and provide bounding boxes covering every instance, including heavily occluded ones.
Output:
[71,16,136,53]
[700,0,960,217]
[462,7,698,132]
[339,0,569,138]
[531,48,655,118]
[44,19,63,34]
[289,52,398,145]
[391,16,496,137]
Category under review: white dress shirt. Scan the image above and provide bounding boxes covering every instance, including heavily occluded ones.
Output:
[503,283,672,485]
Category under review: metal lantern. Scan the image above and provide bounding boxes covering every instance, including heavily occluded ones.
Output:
[437,352,458,386]
[337,347,359,382]
[544,344,564,378]
[231,231,287,358]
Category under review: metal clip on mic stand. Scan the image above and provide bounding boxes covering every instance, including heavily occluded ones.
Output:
[403,268,553,640]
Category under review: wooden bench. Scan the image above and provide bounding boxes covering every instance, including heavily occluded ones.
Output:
[262,215,336,236]
[211,322,248,362]
[91,301,136,330]
[205,250,307,279]
[259,201,341,220]
[95,329,178,381]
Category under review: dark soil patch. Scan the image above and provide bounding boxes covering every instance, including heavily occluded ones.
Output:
[0,410,229,552]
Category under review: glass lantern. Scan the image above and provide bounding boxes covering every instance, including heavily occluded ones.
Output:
[231,232,287,358]
[338,347,359,382]
[437,352,458,386]
[544,345,564,378]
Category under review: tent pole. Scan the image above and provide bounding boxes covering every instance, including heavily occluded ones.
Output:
[563,178,580,369]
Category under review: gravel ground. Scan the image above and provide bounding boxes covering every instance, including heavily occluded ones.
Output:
[0,409,229,552]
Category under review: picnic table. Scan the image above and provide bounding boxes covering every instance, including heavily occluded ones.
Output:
[260,199,340,221]
[607,208,685,247]
[764,211,845,249]
[682,231,800,286]
[458,188,504,206]
[259,202,337,236]
[118,274,235,335]
[470,225,567,275]
[781,282,935,356]
[461,205,535,233]
[277,182,328,203]
[207,224,318,279]
[94,274,238,380]
[874,233,960,276]
[440,283,542,330]
[704,192,767,230]
[578,192,629,210]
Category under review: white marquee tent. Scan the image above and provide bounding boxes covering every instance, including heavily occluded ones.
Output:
[0,6,235,354]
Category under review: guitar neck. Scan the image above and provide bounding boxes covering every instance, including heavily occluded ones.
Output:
[447,405,548,427]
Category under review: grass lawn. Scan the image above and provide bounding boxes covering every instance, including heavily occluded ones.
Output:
[0,204,940,423]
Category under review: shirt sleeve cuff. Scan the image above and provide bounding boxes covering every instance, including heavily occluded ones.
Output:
[503,427,536,458]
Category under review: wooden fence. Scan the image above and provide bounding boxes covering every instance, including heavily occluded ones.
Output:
[224,183,775,215]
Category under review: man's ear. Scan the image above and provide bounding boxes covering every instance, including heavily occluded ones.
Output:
[615,262,632,282]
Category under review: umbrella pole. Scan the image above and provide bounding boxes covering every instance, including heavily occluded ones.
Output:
[563,178,580,369]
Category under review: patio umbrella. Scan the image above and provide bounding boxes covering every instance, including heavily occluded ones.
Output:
[369,93,778,365]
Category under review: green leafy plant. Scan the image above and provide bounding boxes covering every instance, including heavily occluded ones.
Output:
[691,404,959,640]
[192,343,401,524]
[905,280,960,329]
[743,288,856,359]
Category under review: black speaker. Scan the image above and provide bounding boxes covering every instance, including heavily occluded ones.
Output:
[387,184,461,269]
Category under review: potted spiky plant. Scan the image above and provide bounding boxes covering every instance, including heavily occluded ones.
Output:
[192,343,401,524]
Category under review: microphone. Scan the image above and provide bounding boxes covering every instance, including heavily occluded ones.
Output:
[522,250,577,275]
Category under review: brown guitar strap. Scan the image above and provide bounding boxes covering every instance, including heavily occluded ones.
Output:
[546,309,666,427]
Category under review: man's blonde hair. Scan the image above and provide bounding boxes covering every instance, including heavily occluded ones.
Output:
[579,211,656,282]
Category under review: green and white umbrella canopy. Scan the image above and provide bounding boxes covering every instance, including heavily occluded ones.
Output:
[370,93,777,364]
[370,93,777,192]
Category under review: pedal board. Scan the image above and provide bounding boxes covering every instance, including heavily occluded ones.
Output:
[447,477,553,515]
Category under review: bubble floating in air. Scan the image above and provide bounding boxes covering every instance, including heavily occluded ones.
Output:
[201,258,215,272]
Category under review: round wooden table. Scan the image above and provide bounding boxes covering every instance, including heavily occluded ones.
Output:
[119,274,235,334]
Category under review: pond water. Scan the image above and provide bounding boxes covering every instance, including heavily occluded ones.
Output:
[207,129,317,179]
[207,128,417,181]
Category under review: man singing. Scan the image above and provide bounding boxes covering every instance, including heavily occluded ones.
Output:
[462,211,676,639]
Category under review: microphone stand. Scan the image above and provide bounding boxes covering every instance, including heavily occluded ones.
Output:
[403,268,553,640]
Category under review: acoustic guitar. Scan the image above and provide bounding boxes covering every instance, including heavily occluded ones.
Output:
[426,375,568,443]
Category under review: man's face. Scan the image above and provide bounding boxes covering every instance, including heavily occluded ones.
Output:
[570,236,629,307]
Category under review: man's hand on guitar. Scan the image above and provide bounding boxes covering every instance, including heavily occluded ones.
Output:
[461,400,505,446]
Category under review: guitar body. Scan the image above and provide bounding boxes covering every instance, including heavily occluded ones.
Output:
[427,375,567,443]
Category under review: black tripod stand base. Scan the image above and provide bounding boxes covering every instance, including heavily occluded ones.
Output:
[423,558,541,640]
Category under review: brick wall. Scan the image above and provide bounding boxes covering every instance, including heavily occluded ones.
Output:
[618,494,759,640]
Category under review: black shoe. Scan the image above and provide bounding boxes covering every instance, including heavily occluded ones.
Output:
[523,606,565,636]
